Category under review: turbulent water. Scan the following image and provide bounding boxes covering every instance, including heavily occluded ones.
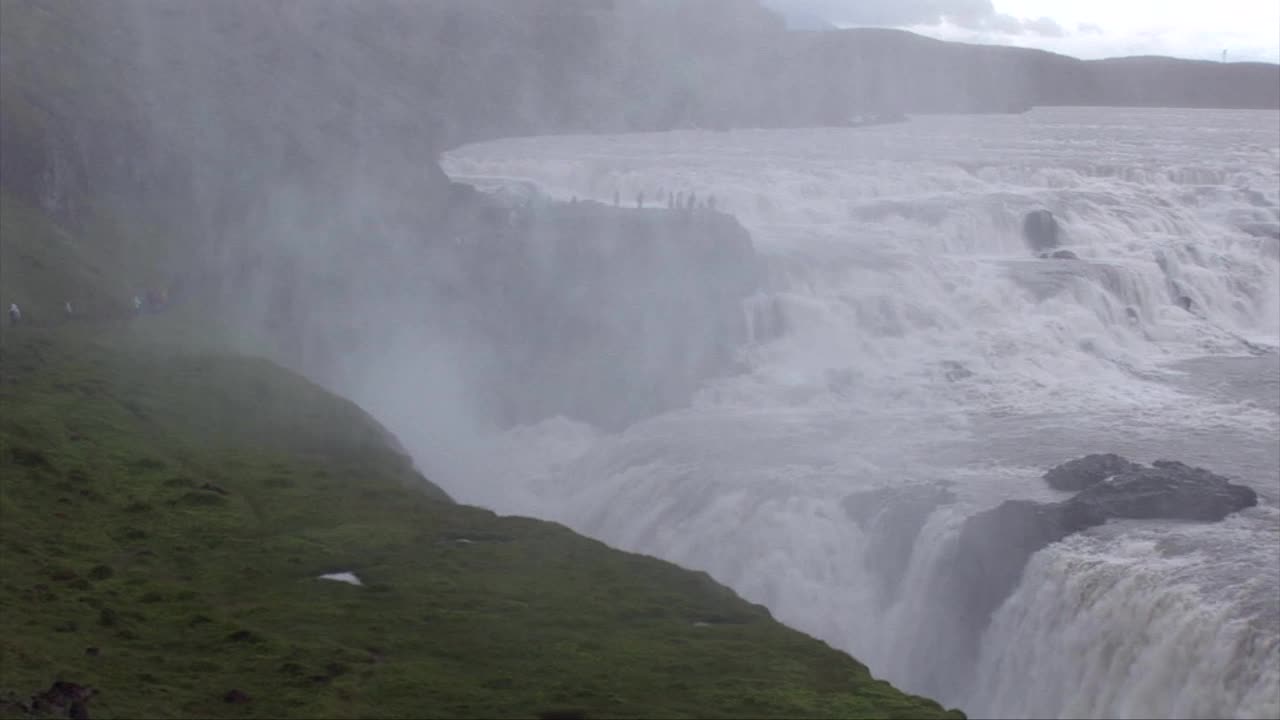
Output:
[438,107,1280,719]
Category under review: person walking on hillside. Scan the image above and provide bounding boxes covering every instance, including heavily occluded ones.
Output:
[8,303,20,326]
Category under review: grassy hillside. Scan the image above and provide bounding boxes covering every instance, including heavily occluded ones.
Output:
[0,199,962,719]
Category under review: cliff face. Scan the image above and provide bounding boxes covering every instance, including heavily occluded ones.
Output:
[1,0,772,432]
[2,0,1276,431]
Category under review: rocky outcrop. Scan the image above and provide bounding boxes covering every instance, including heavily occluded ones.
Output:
[1071,460,1258,521]
[897,455,1259,701]
[1022,209,1059,253]
[936,456,1257,673]
[452,201,762,429]
[1042,453,1142,491]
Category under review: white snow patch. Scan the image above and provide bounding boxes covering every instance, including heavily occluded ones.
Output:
[317,572,363,586]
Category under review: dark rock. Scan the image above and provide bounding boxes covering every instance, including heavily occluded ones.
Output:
[199,482,230,496]
[1048,249,1078,260]
[85,647,100,657]
[1071,460,1257,522]
[1176,295,1194,312]
[69,701,90,719]
[1022,209,1059,253]
[223,689,251,704]
[1042,453,1143,492]
[932,456,1257,689]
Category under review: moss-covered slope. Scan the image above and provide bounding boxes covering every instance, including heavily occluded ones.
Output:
[0,326,962,720]
[0,214,961,719]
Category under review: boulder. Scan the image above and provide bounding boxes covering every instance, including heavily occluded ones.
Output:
[1071,460,1257,522]
[1022,209,1059,253]
[1042,453,1142,491]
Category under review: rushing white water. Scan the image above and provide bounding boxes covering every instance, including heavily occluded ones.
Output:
[438,107,1280,718]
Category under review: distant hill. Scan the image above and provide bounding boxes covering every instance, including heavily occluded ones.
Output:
[758,0,836,31]
[784,27,1280,119]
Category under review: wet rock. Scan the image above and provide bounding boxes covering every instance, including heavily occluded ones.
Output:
[904,454,1261,700]
[1042,453,1143,492]
[937,456,1257,680]
[1022,209,1059,253]
[1071,460,1257,522]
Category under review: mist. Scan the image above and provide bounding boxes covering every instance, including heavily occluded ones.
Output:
[3,1,1278,718]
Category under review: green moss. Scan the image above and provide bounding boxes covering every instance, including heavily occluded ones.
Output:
[0,325,963,719]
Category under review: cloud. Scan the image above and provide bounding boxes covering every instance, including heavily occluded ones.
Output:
[1024,16,1065,37]
[760,0,1279,62]
[763,0,1066,36]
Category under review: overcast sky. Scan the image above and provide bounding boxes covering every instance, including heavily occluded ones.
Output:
[761,0,1280,63]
